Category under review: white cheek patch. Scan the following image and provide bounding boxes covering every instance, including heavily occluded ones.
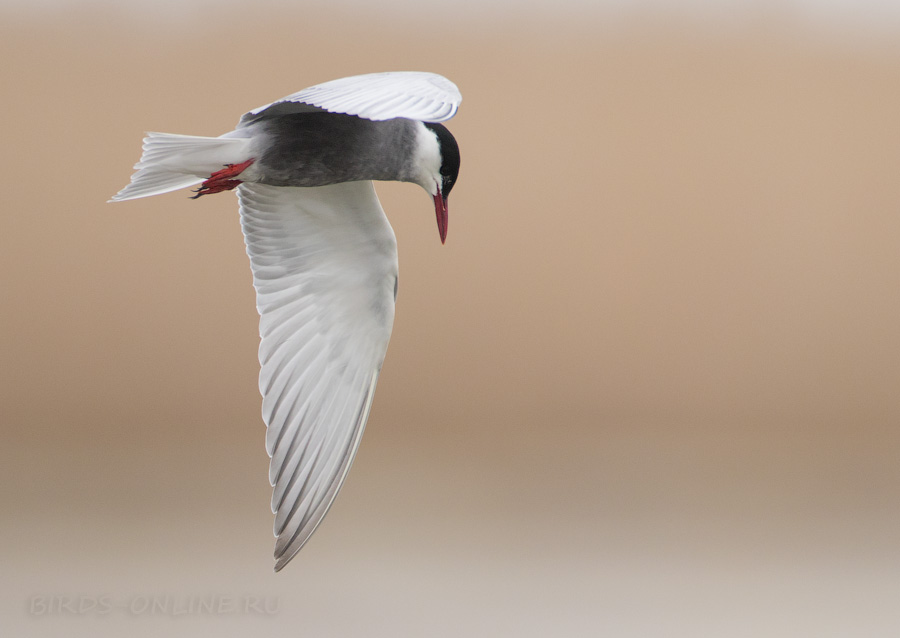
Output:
[412,122,443,195]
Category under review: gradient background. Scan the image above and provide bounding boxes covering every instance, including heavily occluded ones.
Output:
[3,2,900,636]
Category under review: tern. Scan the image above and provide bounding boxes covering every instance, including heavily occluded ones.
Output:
[110,71,462,571]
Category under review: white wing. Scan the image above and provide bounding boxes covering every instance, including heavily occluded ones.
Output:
[238,181,398,571]
[239,71,461,126]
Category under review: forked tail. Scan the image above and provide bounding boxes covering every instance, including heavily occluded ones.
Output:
[109,132,252,202]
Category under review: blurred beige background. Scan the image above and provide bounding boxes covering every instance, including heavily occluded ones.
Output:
[2,2,900,636]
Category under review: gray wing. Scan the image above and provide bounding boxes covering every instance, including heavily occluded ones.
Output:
[239,71,461,127]
[238,181,398,571]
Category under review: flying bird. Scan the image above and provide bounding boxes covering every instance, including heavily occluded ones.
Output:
[110,71,462,571]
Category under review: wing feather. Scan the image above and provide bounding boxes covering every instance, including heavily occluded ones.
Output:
[238,181,398,571]
[239,71,461,127]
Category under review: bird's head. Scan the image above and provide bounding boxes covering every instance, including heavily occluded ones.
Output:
[411,122,460,244]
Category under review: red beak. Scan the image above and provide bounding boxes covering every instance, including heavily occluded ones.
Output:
[433,192,448,244]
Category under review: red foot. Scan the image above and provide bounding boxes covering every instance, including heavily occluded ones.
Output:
[191,159,255,199]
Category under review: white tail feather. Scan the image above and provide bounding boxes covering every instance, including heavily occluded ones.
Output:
[109,132,253,202]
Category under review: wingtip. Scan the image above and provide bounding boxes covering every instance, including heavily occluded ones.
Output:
[273,549,297,572]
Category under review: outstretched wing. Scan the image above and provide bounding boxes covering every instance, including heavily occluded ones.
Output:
[238,181,398,571]
[239,71,461,126]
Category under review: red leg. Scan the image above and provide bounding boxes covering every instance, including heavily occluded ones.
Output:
[191,158,255,199]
